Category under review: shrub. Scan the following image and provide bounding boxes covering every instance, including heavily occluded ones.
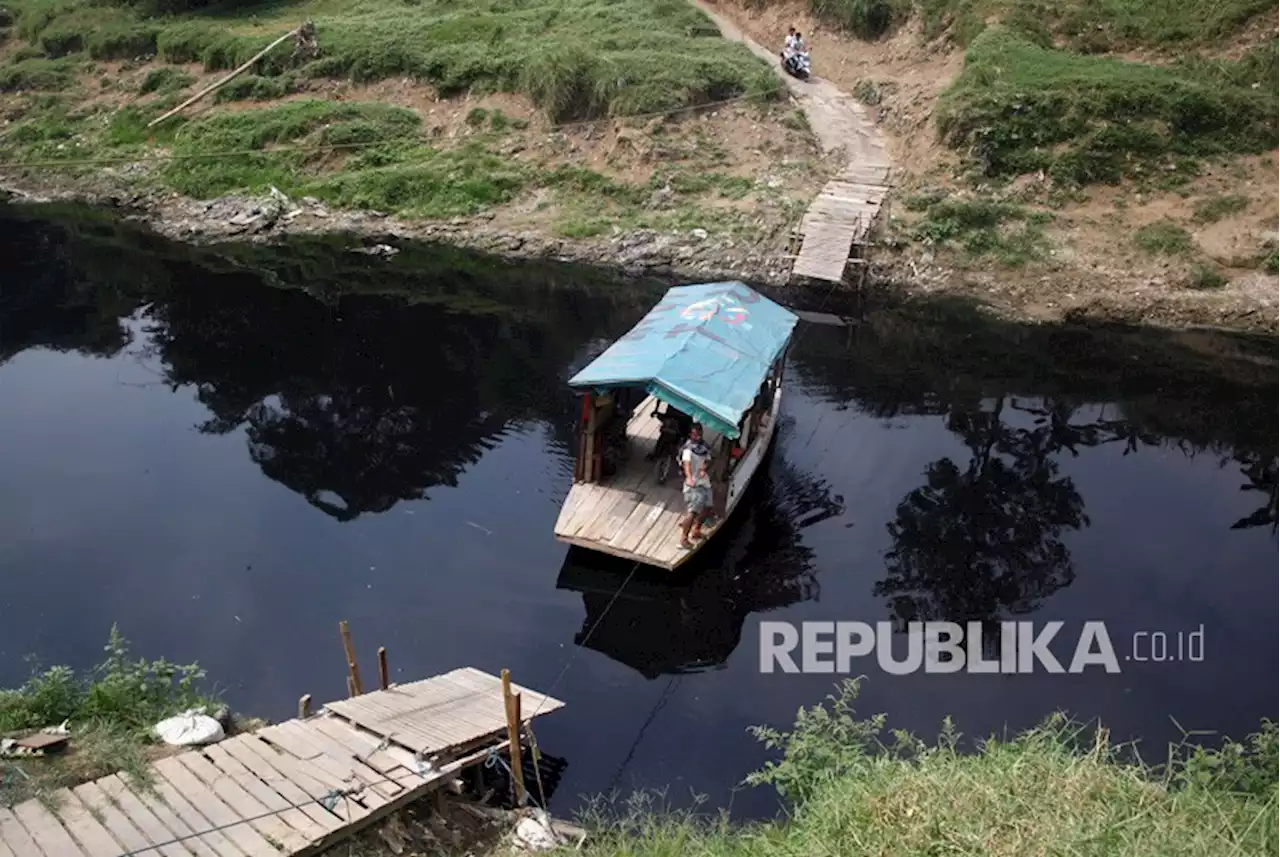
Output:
[1133,220,1194,255]
[212,73,297,103]
[38,23,83,57]
[0,625,213,734]
[0,56,76,90]
[138,65,194,94]
[87,22,159,59]
[1191,194,1248,224]
[1187,263,1227,289]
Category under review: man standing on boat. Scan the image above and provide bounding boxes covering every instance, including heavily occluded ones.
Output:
[679,422,713,549]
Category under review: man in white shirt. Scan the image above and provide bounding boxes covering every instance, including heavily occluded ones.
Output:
[679,422,713,549]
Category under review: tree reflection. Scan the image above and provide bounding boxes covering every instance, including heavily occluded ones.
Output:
[1,209,661,520]
[138,276,641,520]
[1232,453,1278,534]
[879,396,1089,639]
[0,217,135,363]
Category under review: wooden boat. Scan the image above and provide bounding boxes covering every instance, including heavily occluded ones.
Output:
[553,281,798,570]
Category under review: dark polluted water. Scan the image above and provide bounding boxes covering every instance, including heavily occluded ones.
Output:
[1,205,1277,818]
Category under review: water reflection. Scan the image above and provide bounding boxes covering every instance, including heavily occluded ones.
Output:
[1,205,1277,817]
[1232,455,1278,533]
[0,210,663,521]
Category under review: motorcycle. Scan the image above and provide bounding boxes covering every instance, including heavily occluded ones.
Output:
[781,49,811,80]
[649,405,690,484]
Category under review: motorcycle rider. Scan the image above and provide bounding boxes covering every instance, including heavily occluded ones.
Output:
[782,28,808,75]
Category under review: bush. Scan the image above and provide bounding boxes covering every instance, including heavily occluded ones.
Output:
[38,23,82,57]
[936,28,1277,184]
[0,626,213,734]
[1133,219,1193,255]
[212,73,297,103]
[1187,263,1227,289]
[87,22,158,59]
[138,65,194,94]
[1191,194,1248,223]
[0,56,76,90]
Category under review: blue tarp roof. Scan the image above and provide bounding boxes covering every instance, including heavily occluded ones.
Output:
[567,282,798,439]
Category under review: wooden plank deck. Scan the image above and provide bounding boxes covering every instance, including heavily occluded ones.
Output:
[792,163,893,283]
[553,396,727,570]
[554,384,784,571]
[0,669,565,857]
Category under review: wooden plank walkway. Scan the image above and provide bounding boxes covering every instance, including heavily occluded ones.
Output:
[0,668,564,857]
[792,163,893,283]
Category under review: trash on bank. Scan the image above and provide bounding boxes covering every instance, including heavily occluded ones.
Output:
[152,709,225,746]
[511,809,586,851]
[1,721,71,757]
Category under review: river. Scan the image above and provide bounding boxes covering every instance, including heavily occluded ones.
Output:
[1,205,1276,818]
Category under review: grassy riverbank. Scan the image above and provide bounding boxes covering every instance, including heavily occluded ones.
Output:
[575,680,1279,857]
[0,627,220,806]
[0,0,821,245]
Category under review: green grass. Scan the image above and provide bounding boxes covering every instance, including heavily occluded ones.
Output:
[161,99,423,196]
[575,679,1279,857]
[0,626,218,806]
[1187,262,1228,289]
[138,66,195,95]
[935,27,1277,185]
[212,73,298,103]
[1191,193,1249,224]
[1133,219,1194,255]
[4,0,780,121]
[908,196,1053,265]
[813,0,1273,50]
[0,55,77,91]
[308,143,528,218]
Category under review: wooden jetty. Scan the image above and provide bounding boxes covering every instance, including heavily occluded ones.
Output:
[0,667,564,857]
[792,163,893,283]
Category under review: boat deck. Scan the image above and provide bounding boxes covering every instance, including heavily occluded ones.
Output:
[554,397,724,570]
[0,668,564,857]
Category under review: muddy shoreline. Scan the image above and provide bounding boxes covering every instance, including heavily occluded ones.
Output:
[1,178,795,283]
[3,178,1276,335]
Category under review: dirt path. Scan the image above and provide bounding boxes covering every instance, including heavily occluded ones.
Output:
[690,0,890,168]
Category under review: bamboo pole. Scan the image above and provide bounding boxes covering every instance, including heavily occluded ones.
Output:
[378,647,389,690]
[146,27,301,128]
[500,669,526,806]
[339,620,364,695]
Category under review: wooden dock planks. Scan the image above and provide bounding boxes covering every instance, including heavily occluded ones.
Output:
[323,668,565,758]
[0,668,564,857]
[792,162,893,283]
